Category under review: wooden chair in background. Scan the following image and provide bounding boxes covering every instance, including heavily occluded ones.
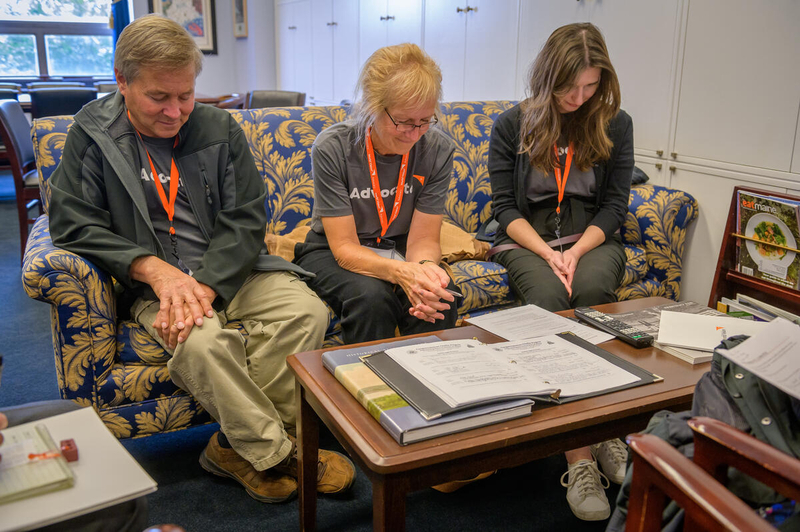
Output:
[625,417,800,531]
[244,90,305,108]
[29,87,98,119]
[0,100,41,262]
[26,81,85,89]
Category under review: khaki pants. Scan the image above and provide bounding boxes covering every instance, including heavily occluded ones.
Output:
[132,271,329,470]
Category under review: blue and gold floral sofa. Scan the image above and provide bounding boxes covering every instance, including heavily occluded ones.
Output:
[23,101,698,438]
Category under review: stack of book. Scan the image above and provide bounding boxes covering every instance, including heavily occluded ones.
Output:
[656,311,768,356]
[322,326,659,445]
[322,337,534,445]
[717,293,800,324]
[609,301,726,364]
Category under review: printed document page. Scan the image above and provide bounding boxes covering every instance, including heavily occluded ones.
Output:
[384,340,549,407]
[384,336,640,406]
[716,318,800,400]
[466,305,614,344]
[486,337,640,396]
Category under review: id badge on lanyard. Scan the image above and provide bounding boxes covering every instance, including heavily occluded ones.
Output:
[365,127,409,243]
[553,142,574,253]
[130,111,193,275]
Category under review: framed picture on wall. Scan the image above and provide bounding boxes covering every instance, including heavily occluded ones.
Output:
[149,0,218,55]
[233,0,248,38]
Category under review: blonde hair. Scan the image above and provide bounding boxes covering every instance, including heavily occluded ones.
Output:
[114,14,204,82]
[351,43,443,141]
[520,23,620,172]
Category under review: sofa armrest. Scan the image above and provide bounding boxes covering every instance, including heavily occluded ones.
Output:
[620,184,699,300]
[22,215,117,404]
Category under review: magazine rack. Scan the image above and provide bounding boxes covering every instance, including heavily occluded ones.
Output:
[709,186,800,314]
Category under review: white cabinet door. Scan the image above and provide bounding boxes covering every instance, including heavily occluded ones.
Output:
[294,1,313,99]
[276,2,296,89]
[589,0,679,155]
[276,0,313,97]
[332,0,360,105]
[462,0,519,101]
[423,0,467,101]
[385,0,422,48]
[634,156,668,188]
[674,0,800,171]
[793,109,800,175]
[360,0,423,66]
[359,1,388,64]
[311,0,334,103]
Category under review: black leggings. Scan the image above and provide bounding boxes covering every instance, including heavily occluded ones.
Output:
[295,243,459,344]
[494,237,626,312]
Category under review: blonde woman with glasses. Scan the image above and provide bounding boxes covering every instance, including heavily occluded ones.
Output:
[294,43,459,344]
[488,23,633,521]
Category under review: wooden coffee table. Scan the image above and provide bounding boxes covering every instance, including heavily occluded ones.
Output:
[287,297,709,531]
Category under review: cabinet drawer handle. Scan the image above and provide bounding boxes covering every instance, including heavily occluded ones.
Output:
[457,6,465,12]
[468,6,477,12]
[656,149,664,157]
[326,21,337,26]
[655,163,663,170]
[288,25,297,30]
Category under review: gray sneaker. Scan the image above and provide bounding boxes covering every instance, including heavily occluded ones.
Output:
[590,439,628,484]
[560,459,611,521]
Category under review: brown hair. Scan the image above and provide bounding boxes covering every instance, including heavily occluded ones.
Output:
[114,14,204,82]
[519,23,620,172]
[351,43,442,141]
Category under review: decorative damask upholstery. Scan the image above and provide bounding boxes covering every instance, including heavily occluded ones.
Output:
[23,103,697,439]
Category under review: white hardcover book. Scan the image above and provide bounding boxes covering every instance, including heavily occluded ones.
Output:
[657,311,769,352]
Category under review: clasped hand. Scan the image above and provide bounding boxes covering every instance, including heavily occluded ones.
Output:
[546,248,580,297]
[148,263,216,349]
[395,261,454,323]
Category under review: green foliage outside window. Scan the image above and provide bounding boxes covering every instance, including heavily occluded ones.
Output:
[1,0,108,21]
[46,34,112,76]
[0,34,38,76]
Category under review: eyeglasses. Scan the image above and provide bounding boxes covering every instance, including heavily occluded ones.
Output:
[384,108,438,133]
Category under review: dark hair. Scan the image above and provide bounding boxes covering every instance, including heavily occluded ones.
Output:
[519,23,621,172]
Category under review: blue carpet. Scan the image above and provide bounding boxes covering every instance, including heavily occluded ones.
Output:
[0,200,625,531]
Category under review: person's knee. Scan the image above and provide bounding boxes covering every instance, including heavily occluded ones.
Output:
[296,292,330,339]
[342,279,396,320]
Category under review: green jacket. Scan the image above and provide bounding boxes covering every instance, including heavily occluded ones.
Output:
[49,92,310,309]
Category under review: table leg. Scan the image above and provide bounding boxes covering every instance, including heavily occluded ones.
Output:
[297,381,319,532]
[372,476,406,532]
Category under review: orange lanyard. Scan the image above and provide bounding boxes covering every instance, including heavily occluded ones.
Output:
[365,127,409,242]
[553,142,574,215]
[129,110,180,236]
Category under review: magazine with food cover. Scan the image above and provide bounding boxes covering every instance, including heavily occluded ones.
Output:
[736,191,800,289]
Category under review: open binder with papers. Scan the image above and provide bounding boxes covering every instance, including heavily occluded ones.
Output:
[363,332,661,420]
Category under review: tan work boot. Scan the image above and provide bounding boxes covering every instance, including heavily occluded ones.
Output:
[199,432,297,503]
[274,434,356,494]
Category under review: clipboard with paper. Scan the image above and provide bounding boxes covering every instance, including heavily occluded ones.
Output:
[363,332,661,420]
[0,423,74,504]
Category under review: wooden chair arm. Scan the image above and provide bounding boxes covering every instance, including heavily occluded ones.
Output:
[625,433,773,532]
[689,416,800,502]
